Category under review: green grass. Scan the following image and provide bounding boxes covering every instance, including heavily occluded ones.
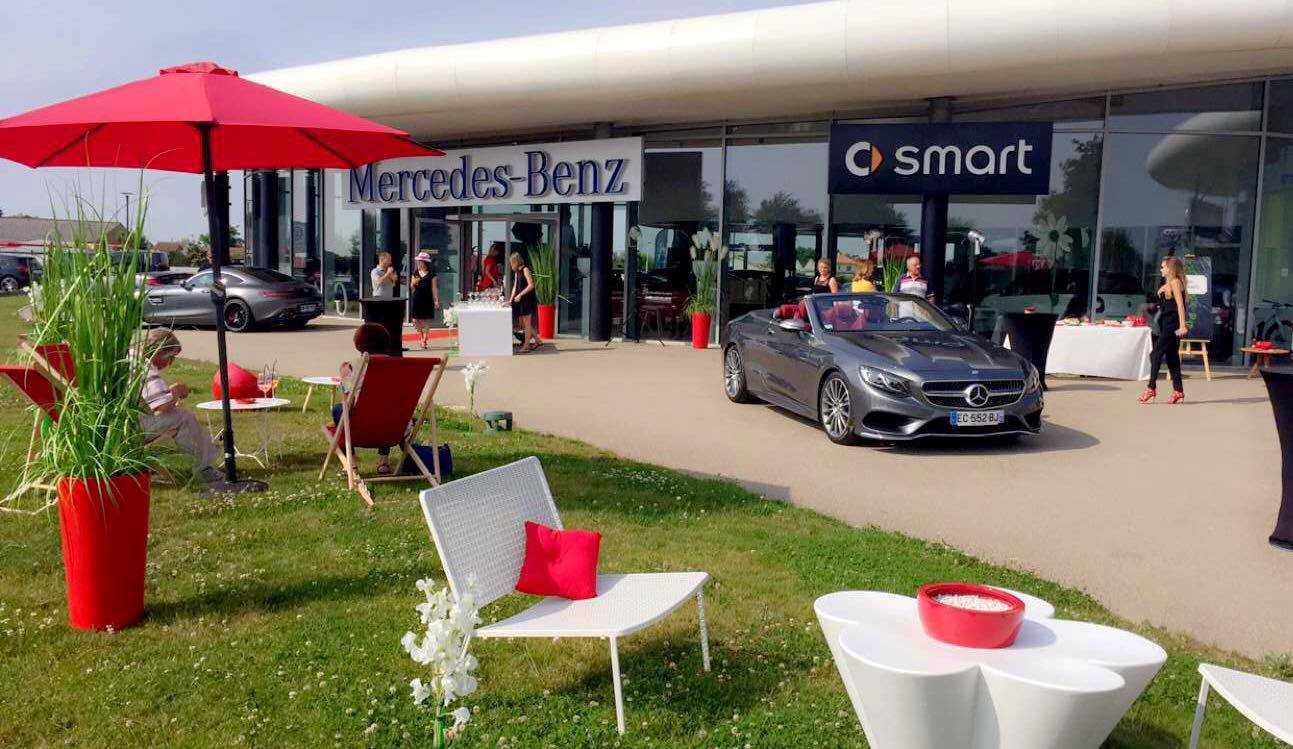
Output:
[0,295,1287,748]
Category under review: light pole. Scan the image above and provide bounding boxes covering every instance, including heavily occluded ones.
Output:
[121,191,134,230]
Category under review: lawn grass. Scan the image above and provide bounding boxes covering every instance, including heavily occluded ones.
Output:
[0,294,1287,748]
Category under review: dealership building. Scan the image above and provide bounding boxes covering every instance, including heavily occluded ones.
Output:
[242,0,1293,362]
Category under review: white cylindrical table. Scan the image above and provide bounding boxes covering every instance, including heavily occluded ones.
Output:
[454,305,513,357]
[815,590,1165,749]
[1044,325,1153,380]
[300,376,341,413]
[196,397,290,467]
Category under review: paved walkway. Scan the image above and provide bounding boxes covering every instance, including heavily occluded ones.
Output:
[173,322,1289,658]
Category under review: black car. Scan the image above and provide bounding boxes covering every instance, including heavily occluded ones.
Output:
[0,254,39,293]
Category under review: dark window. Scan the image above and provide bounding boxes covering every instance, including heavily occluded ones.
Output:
[239,267,295,283]
[1109,83,1263,132]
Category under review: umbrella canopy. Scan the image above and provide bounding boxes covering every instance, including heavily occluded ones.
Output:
[980,251,1053,269]
[0,62,441,171]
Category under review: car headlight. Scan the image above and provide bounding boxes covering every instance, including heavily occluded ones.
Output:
[860,366,911,397]
[1024,362,1041,393]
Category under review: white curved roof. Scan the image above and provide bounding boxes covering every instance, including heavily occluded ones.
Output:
[248,0,1293,141]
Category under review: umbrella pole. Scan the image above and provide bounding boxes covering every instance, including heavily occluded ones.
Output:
[199,125,266,494]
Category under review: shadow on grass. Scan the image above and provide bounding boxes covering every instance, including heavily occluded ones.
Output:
[144,571,406,623]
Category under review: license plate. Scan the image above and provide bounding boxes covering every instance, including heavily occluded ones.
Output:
[950,410,1004,426]
[298,303,319,313]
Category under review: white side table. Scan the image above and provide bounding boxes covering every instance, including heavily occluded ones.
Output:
[300,376,341,413]
[196,397,290,468]
[454,305,513,357]
[815,589,1165,749]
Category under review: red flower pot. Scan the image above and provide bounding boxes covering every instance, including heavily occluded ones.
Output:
[917,583,1025,649]
[691,312,712,349]
[57,472,151,631]
[537,304,556,340]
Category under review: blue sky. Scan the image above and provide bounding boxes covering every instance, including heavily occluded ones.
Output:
[0,0,809,242]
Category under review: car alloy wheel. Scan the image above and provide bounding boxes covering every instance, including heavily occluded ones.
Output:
[0,276,18,293]
[224,301,251,332]
[819,373,859,445]
[724,346,755,403]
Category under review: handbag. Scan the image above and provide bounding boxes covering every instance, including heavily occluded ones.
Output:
[399,443,452,477]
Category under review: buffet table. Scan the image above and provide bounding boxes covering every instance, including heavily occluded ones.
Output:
[1042,325,1152,381]
[815,589,1166,749]
[454,305,513,357]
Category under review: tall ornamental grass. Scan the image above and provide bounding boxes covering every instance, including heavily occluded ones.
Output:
[529,241,559,306]
[28,192,153,481]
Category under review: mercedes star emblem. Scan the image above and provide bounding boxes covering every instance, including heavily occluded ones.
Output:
[964,383,990,408]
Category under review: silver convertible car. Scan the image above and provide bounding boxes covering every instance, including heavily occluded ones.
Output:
[723,293,1043,444]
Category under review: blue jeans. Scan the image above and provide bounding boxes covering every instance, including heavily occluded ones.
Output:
[332,404,389,457]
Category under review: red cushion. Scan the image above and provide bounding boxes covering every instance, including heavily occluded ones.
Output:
[775,304,799,320]
[211,363,262,400]
[515,521,602,600]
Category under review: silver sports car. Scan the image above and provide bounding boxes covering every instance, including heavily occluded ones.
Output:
[723,293,1043,444]
[142,266,323,332]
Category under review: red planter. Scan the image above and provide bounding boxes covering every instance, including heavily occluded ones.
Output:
[916,583,1025,649]
[691,312,712,349]
[57,472,151,631]
[537,304,556,340]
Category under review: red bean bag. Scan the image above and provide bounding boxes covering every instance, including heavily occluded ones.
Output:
[211,363,263,400]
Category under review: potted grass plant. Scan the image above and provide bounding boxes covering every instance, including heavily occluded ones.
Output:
[529,241,559,340]
[25,194,156,631]
[687,229,726,349]
[881,256,906,294]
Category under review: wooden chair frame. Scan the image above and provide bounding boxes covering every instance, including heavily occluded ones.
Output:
[319,354,447,507]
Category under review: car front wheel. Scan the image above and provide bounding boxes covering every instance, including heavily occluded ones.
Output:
[724,345,757,403]
[0,276,19,293]
[819,372,860,445]
[224,300,253,332]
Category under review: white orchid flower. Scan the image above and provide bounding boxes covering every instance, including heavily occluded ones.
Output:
[453,706,471,727]
[410,678,432,706]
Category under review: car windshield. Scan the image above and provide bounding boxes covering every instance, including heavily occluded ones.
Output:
[239,267,295,283]
[810,293,956,333]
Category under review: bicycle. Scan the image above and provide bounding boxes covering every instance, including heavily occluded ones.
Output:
[1252,299,1293,345]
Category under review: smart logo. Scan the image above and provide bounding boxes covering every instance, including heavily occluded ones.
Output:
[829,122,1053,196]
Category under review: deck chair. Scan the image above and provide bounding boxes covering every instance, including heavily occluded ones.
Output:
[418,457,711,735]
[319,354,446,507]
[19,337,74,390]
[0,365,61,462]
[1189,663,1293,748]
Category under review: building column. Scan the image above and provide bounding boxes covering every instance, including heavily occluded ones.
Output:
[252,171,278,269]
[920,97,953,303]
[589,202,614,341]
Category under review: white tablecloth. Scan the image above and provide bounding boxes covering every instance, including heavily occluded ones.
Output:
[454,306,513,357]
[1041,325,1152,381]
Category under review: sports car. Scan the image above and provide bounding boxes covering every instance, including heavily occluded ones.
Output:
[723,293,1043,444]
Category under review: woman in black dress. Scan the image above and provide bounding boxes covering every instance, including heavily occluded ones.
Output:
[408,251,440,350]
[1138,256,1190,404]
[507,252,540,352]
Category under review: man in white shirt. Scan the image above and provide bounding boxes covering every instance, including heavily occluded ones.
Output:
[370,252,397,298]
[140,328,222,483]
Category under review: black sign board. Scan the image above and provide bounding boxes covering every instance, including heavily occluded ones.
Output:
[829,122,1053,195]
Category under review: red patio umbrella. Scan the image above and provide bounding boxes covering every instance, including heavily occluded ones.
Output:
[979,251,1053,269]
[0,62,443,492]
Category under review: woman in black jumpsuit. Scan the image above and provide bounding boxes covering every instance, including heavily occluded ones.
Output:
[1139,256,1190,405]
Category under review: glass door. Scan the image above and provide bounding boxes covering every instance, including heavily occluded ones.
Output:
[412,210,460,320]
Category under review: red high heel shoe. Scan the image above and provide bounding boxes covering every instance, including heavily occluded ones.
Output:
[1137,388,1157,404]
[1167,391,1185,405]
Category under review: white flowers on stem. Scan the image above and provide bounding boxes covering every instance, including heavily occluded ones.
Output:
[441,306,458,329]
[403,577,481,747]
[462,360,487,416]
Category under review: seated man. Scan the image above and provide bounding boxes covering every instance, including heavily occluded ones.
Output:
[140,328,222,484]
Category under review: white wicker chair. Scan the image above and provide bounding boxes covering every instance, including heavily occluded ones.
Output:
[417,456,711,735]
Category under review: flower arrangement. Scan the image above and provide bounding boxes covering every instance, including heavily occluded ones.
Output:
[441,305,458,329]
[686,228,727,316]
[462,360,487,416]
[402,577,481,748]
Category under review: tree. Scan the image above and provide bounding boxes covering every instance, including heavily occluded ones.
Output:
[752,191,822,228]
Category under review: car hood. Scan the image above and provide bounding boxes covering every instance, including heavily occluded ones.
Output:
[833,331,1025,377]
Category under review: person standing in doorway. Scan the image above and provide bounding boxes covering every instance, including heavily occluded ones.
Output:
[1139,256,1190,405]
[370,252,397,298]
[506,251,540,353]
[812,258,839,294]
[892,255,932,300]
[409,251,440,350]
[850,257,878,292]
[478,241,504,292]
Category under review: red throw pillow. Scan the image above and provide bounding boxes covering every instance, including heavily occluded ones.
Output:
[515,522,602,600]
[211,363,262,400]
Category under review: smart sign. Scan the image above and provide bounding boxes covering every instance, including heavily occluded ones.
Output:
[347,137,642,208]
[829,123,1052,195]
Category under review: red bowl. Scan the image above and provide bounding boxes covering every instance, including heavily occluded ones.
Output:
[917,583,1025,649]
[1255,341,1274,351]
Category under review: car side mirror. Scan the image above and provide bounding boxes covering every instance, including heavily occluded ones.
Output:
[777,317,808,333]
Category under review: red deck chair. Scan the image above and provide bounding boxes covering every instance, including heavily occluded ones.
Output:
[319,354,447,507]
[18,337,74,391]
[0,365,60,461]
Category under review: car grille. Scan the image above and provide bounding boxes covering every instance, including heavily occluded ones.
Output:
[921,379,1025,409]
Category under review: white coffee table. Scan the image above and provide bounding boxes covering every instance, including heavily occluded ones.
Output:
[196,397,290,467]
[815,589,1165,749]
[300,376,341,413]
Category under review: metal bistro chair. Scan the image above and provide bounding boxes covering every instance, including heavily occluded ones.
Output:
[418,457,711,735]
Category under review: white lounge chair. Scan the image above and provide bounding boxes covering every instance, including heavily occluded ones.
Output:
[417,456,711,735]
[1189,663,1293,748]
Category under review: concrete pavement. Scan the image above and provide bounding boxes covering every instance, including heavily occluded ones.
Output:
[172,321,1289,658]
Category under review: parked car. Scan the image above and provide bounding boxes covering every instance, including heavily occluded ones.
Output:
[137,270,192,289]
[111,250,170,272]
[0,254,39,293]
[723,292,1043,444]
[142,267,323,331]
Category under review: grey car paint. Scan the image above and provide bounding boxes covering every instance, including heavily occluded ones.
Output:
[143,267,323,331]
[725,293,1044,442]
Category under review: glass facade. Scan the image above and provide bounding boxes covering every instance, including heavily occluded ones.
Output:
[245,75,1293,362]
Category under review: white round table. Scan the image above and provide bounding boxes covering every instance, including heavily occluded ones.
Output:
[299,376,341,413]
[815,589,1165,749]
[196,398,291,467]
